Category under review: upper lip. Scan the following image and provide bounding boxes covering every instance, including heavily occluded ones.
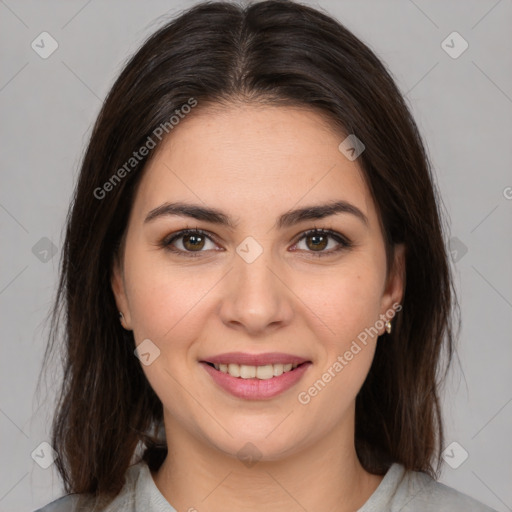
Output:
[201,352,310,366]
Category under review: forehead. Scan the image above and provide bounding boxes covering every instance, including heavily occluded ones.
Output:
[132,104,376,226]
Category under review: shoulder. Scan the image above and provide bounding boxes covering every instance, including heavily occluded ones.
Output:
[388,464,498,512]
[33,462,144,512]
[33,494,80,512]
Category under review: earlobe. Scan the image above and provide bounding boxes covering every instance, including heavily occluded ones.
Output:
[111,255,132,330]
[379,243,406,334]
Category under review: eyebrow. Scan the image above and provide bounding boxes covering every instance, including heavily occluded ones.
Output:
[144,200,369,229]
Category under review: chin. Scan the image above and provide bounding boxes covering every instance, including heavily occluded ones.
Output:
[205,428,302,464]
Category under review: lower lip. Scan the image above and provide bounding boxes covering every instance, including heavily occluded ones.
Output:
[200,362,312,400]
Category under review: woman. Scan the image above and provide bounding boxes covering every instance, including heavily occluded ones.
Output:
[35,1,497,511]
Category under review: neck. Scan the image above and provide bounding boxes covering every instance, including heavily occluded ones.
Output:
[151,411,384,512]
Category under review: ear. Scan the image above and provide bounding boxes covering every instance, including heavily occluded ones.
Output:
[111,253,132,330]
[379,243,406,331]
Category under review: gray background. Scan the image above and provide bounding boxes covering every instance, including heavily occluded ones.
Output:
[0,0,511,511]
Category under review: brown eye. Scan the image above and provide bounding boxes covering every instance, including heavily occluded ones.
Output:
[162,229,217,256]
[294,229,352,256]
[182,232,206,251]
[305,232,329,251]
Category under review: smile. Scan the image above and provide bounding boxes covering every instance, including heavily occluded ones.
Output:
[208,362,300,379]
[200,360,312,400]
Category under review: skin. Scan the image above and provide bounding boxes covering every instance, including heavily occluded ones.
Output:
[111,103,405,512]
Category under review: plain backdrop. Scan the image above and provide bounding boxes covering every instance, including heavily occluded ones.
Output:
[0,1,511,511]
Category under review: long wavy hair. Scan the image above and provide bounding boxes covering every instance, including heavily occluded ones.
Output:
[39,0,459,505]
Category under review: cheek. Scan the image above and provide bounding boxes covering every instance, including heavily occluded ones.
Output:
[123,257,211,418]
[297,270,381,419]
[303,263,384,346]
[124,250,212,343]
[294,261,383,409]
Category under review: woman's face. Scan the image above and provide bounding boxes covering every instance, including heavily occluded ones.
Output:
[112,103,405,461]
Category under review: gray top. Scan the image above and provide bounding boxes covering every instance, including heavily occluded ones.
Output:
[34,460,498,511]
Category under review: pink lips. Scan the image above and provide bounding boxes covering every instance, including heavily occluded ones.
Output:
[199,352,312,400]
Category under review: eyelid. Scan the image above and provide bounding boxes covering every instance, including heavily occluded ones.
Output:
[291,227,352,255]
[161,228,221,256]
[160,227,352,257]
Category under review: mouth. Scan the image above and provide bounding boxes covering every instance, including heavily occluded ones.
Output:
[202,361,309,380]
[199,356,312,400]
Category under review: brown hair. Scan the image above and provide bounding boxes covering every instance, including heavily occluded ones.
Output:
[39,0,459,505]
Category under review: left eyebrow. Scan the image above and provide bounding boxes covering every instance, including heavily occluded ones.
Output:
[143,200,369,229]
[276,200,369,229]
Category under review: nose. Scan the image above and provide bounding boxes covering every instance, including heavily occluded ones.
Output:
[218,246,294,336]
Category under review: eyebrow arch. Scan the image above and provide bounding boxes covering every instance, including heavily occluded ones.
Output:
[144,200,369,229]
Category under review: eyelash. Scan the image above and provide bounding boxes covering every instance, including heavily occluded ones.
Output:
[160,227,353,258]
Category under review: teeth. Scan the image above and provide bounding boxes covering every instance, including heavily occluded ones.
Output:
[273,363,284,376]
[240,365,256,378]
[256,365,273,379]
[228,363,240,377]
[212,362,300,379]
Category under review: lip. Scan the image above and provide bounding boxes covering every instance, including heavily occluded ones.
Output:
[200,360,312,400]
[200,352,310,366]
